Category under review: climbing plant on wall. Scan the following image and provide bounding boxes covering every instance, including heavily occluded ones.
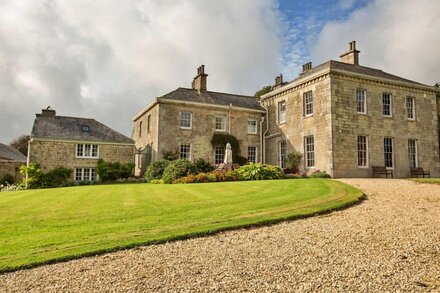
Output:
[210,133,240,161]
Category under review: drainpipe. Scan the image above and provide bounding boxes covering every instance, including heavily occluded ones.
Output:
[259,102,269,164]
[228,103,232,135]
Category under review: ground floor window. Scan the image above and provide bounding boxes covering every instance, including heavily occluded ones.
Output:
[357,135,368,167]
[304,135,315,168]
[214,146,225,164]
[75,168,97,181]
[278,140,286,168]
[180,143,191,160]
[248,146,257,163]
[384,137,393,168]
[408,139,418,168]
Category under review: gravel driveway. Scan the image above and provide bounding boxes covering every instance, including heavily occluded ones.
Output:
[1,179,439,292]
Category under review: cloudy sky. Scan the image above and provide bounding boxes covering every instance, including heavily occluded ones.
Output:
[1,0,439,143]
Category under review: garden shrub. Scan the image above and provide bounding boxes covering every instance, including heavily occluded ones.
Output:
[19,163,73,188]
[235,156,248,166]
[0,182,25,192]
[115,177,148,184]
[96,159,135,182]
[195,158,214,173]
[0,174,15,185]
[161,149,180,161]
[162,159,198,184]
[286,151,303,174]
[149,179,164,184]
[310,170,331,178]
[145,159,170,181]
[235,163,284,181]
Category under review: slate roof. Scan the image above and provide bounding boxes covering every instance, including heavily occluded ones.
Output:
[293,60,426,86]
[31,115,133,144]
[0,143,27,162]
[159,87,264,111]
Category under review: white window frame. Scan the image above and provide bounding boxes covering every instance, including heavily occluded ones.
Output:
[214,116,226,132]
[247,146,257,164]
[357,135,369,168]
[382,93,393,117]
[356,89,367,114]
[384,137,394,169]
[179,143,191,161]
[74,168,97,181]
[247,119,257,134]
[406,97,416,120]
[214,146,225,165]
[303,91,313,117]
[278,101,286,124]
[304,135,315,168]
[180,111,192,129]
[76,144,99,159]
[408,139,418,168]
[278,140,286,168]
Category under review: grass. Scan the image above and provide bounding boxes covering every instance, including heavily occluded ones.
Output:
[0,179,363,273]
[410,178,440,185]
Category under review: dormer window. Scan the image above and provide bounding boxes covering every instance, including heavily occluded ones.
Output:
[81,125,90,132]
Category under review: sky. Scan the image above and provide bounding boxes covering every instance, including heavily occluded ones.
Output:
[1,0,439,144]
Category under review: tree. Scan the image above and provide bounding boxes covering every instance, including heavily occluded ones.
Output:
[254,85,272,98]
[435,82,440,99]
[10,135,30,156]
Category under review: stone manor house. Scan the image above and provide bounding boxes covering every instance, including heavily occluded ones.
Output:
[133,41,440,178]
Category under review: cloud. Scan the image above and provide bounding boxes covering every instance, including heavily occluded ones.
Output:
[0,0,282,143]
[310,0,440,85]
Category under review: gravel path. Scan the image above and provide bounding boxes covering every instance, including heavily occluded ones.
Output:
[1,179,440,292]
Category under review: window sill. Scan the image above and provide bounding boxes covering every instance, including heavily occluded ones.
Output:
[303,114,314,119]
[247,132,258,135]
[215,129,226,132]
[357,166,370,169]
[356,112,368,116]
[406,118,416,122]
[278,121,286,125]
[76,157,99,159]
[180,127,192,130]
[383,115,393,119]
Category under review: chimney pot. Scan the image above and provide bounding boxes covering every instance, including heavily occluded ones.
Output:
[340,40,360,65]
[192,65,208,92]
[40,106,56,117]
[302,62,313,73]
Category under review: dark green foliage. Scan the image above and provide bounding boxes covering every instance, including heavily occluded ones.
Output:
[20,163,73,188]
[0,174,15,185]
[235,156,248,166]
[435,82,440,99]
[254,85,273,98]
[161,149,180,161]
[310,170,331,178]
[162,159,198,184]
[286,151,303,173]
[9,135,30,156]
[145,159,171,181]
[96,159,135,182]
[195,158,214,173]
[210,133,241,162]
[235,163,284,180]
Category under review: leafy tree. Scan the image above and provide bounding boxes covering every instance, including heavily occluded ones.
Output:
[10,135,30,156]
[254,85,272,98]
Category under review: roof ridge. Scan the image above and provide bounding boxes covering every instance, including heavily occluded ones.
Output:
[175,87,254,98]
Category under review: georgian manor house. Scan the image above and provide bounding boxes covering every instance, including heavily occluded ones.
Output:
[133,41,440,178]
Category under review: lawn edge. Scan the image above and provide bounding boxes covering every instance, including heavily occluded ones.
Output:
[0,185,366,275]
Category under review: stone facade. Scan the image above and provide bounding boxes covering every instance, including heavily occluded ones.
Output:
[0,161,24,183]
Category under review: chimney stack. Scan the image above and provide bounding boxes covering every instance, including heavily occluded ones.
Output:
[273,74,284,89]
[340,41,360,65]
[301,62,313,73]
[192,65,208,92]
[39,106,56,118]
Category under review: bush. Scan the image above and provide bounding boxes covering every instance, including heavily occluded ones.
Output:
[162,159,198,184]
[0,174,15,185]
[20,163,73,188]
[0,182,25,192]
[235,163,284,181]
[235,156,248,166]
[149,179,164,184]
[96,159,135,182]
[310,170,331,178]
[145,160,171,181]
[162,149,180,161]
[286,151,303,174]
[195,158,214,173]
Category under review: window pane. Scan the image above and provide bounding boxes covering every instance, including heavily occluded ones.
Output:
[384,138,393,168]
[147,114,151,132]
[75,168,82,181]
[84,144,91,157]
[180,144,191,160]
[215,116,226,131]
[180,112,192,128]
[77,144,83,157]
[356,89,366,113]
[248,146,257,163]
[215,147,225,164]
[382,93,392,116]
[92,145,98,157]
[406,97,415,119]
[247,119,257,134]
[305,136,315,167]
[408,139,417,168]
[278,101,286,123]
[357,136,368,167]
[304,91,313,116]
[83,168,90,181]
[90,168,96,181]
[279,140,286,168]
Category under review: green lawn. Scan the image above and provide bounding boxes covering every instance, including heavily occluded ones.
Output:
[0,179,362,272]
[410,178,440,185]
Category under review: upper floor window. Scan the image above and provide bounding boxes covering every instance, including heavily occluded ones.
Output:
[147,114,151,133]
[215,116,226,131]
[76,144,99,158]
[248,146,257,164]
[304,135,315,168]
[247,119,257,134]
[139,121,143,137]
[303,91,313,116]
[356,89,367,114]
[278,140,286,168]
[278,101,286,123]
[406,97,415,120]
[180,111,192,129]
[81,125,90,132]
[382,93,392,117]
[180,143,191,160]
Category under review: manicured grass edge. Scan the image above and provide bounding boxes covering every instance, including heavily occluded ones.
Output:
[0,185,366,274]
[409,178,440,185]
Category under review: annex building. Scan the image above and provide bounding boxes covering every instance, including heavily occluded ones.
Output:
[133,42,440,178]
